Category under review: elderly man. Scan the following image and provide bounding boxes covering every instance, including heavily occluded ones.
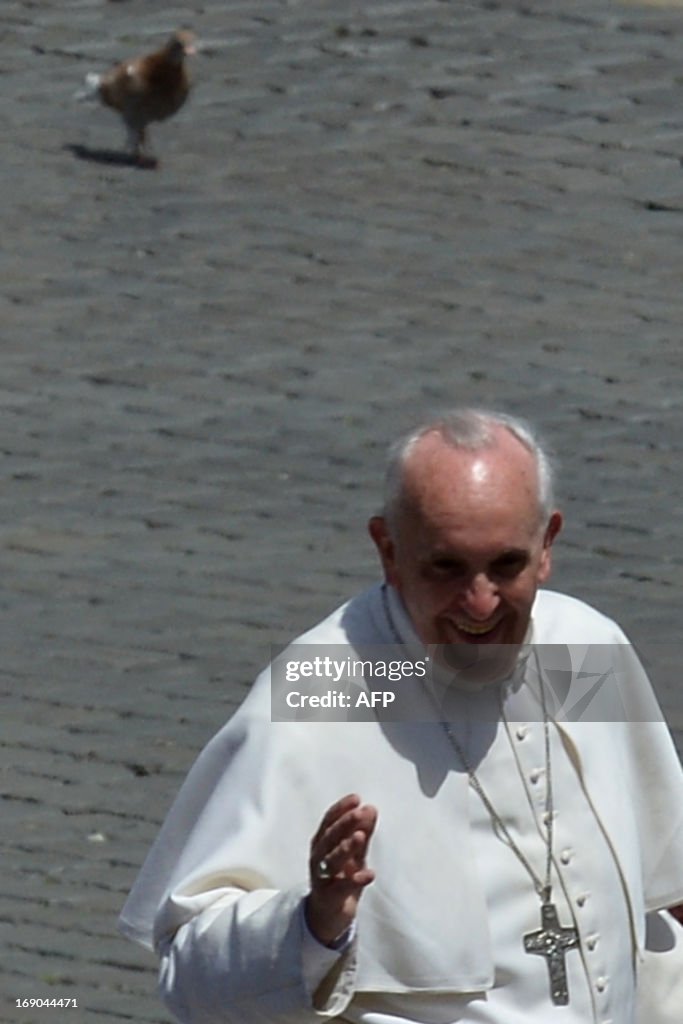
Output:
[120,409,683,1024]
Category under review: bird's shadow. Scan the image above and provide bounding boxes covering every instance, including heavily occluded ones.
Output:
[65,143,158,170]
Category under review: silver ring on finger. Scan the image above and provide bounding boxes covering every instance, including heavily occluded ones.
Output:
[316,857,332,880]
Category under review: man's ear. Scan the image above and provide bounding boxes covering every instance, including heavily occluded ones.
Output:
[368,516,397,584]
[538,510,563,582]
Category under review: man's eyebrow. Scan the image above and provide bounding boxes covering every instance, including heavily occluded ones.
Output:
[425,548,466,561]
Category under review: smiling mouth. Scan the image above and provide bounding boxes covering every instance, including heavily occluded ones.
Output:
[454,620,500,637]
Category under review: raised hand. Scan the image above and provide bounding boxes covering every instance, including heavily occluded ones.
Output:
[305,793,378,946]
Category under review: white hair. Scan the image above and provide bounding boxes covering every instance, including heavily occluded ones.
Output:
[382,408,556,528]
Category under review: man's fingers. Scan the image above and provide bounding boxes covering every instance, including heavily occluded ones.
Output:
[311,793,361,844]
[317,803,377,852]
[357,804,378,838]
[311,798,376,861]
[310,799,378,890]
[350,866,375,887]
[315,830,364,879]
[311,824,376,886]
[311,816,374,878]
[340,830,375,878]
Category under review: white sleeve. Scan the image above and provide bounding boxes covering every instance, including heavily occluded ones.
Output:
[157,887,358,1024]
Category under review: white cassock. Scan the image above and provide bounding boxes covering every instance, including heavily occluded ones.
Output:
[119,586,683,1024]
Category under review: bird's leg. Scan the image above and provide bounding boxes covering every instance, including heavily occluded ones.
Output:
[126,125,142,156]
[125,125,157,168]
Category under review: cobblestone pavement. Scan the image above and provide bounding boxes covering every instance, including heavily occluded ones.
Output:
[2,0,683,1020]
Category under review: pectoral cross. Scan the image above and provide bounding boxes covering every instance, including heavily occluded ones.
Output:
[523,901,580,1005]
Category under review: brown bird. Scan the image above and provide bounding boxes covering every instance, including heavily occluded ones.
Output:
[80,30,196,166]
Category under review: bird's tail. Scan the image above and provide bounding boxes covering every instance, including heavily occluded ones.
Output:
[74,72,102,101]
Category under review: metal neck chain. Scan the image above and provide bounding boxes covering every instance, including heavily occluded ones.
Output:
[380,584,555,905]
[441,691,554,905]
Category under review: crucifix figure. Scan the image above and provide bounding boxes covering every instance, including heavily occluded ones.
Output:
[524,901,580,1005]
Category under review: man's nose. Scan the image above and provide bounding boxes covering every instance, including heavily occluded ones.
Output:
[462,575,500,619]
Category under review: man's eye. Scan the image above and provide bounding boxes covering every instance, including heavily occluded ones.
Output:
[492,557,527,578]
[430,560,466,576]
